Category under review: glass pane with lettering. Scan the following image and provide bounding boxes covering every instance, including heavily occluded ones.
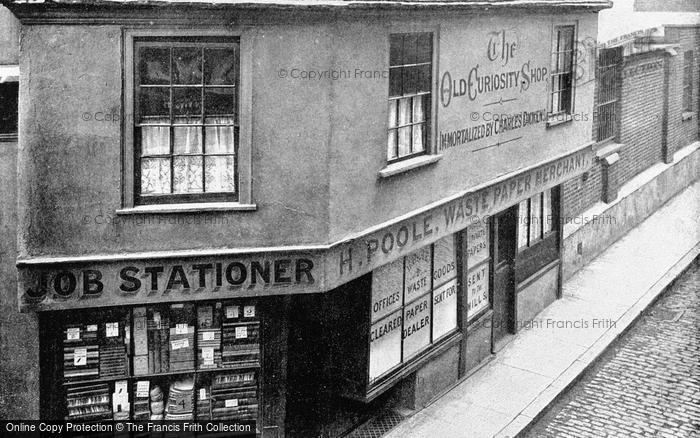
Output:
[432,278,457,340]
[369,310,403,382]
[432,236,456,287]
[404,246,431,303]
[371,258,404,323]
[466,264,489,321]
[466,221,490,267]
[402,293,431,360]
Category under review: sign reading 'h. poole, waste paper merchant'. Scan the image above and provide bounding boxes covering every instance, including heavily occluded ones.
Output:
[327,146,593,286]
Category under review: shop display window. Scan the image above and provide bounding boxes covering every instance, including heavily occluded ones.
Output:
[42,299,262,429]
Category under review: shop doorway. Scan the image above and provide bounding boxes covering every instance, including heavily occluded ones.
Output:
[491,205,517,352]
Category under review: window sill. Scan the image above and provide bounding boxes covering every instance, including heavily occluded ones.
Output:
[116,202,257,215]
[378,154,442,178]
[682,111,695,122]
[546,114,573,128]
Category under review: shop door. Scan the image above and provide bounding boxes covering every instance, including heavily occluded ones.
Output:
[491,206,517,352]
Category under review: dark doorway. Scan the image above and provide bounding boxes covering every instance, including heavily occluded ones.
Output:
[491,205,517,352]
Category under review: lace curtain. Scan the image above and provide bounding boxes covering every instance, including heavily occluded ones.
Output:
[141,116,236,195]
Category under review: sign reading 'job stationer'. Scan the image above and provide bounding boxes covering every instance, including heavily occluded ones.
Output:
[19,254,320,311]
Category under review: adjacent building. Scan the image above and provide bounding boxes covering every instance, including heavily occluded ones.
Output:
[1,0,697,437]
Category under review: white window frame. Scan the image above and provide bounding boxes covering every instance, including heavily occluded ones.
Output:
[548,22,578,125]
[122,28,254,210]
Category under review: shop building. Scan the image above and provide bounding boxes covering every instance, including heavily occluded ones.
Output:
[0,0,615,436]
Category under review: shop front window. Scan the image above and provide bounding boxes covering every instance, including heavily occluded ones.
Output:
[369,235,457,383]
[518,189,555,250]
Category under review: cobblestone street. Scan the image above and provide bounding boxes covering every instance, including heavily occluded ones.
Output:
[525,261,700,438]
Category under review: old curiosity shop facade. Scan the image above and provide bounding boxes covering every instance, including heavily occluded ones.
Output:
[0,0,614,436]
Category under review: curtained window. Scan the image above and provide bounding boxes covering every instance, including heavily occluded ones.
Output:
[135,40,239,204]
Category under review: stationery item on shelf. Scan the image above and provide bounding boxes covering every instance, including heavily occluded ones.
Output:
[150,384,165,420]
[63,324,100,382]
[221,301,260,368]
[65,382,112,421]
[205,371,259,421]
[133,381,151,421]
[133,307,148,375]
[112,380,130,419]
[164,378,195,421]
[169,304,195,372]
[101,320,128,378]
[198,303,222,369]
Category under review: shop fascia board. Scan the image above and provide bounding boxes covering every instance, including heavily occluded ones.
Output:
[17,141,596,309]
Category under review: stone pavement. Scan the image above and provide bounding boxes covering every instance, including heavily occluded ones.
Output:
[524,263,699,438]
[383,180,700,438]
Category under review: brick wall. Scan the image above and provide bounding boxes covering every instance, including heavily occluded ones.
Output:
[618,50,665,182]
[665,27,699,156]
[562,25,699,221]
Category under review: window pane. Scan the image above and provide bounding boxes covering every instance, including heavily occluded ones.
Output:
[530,193,543,243]
[543,189,553,233]
[205,88,235,117]
[204,48,236,85]
[414,33,432,64]
[466,264,489,320]
[432,278,457,340]
[139,87,170,120]
[412,124,424,153]
[173,88,202,116]
[412,95,425,123]
[432,236,456,287]
[466,220,490,267]
[141,123,170,156]
[389,67,403,98]
[139,47,170,85]
[398,127,411,157]
[388,100,398,128]
[204,156,236,192]
[173,125,202,154]
[404,246,431,303]
[389,34,403,67]
[398,98,411,126]
[402,293,431,360]
[173,156,204,193]
[172,47,202,85]
[387,129,398,160]
[369,310,403,382]
[205,123,235,154]
[402,65,431,95]
[518,199,530,249]
[560,80,572,114]
[371,258,404,323]
[141,157,171,194]
[0,82,18,134]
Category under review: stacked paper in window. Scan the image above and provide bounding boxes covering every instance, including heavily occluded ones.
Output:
[65,382,111,421]
[133,307,149,375]
[222,302,260,368]
[63,324,100,381]
[197,303,222,369]
[100,320,128,378]
[169,304,195,371]
[164,378,195,421]
[209,371,258,421]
